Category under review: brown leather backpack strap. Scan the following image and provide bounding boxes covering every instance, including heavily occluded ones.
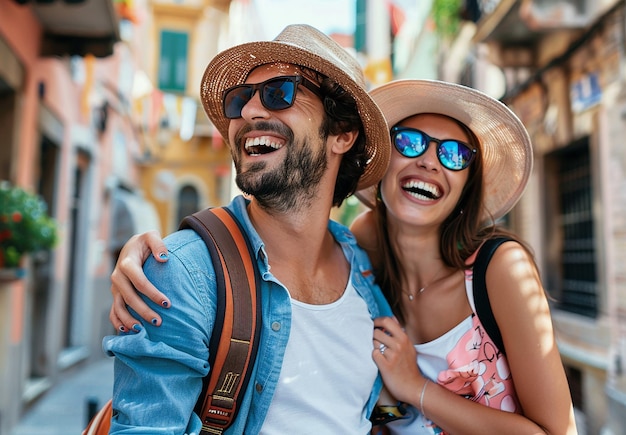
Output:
[82,399,113,435]
[180,207,262,433]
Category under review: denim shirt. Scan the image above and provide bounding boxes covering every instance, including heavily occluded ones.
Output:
[103,195,392,434]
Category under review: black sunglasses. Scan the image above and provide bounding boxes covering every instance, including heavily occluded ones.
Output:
[391,126,477,171]
[222,75,322,119]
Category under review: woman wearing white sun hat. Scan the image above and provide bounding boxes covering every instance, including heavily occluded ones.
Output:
[357,79,577,434]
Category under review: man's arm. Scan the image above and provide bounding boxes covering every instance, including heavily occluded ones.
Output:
[105,233,216,433]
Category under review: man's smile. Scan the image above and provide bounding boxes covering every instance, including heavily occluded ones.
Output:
[244,136,285,156]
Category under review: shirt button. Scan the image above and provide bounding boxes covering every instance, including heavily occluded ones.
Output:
[271,321,281,331]
[256,382,263,392]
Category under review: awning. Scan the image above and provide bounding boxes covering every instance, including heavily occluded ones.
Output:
[15,0,121,57]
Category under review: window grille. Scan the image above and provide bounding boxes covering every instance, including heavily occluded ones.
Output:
[552,139,598,317]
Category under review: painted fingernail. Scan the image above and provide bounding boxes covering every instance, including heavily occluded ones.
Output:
[159,252,168,259]
[161,300,169,308]
[151,318,158,325]
[132,323,141,332]
[118,325,126,332]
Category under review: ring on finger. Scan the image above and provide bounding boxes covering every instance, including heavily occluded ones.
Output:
[379,343,387,355]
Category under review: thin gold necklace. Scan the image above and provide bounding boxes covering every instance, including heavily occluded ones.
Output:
[404,265,448,301]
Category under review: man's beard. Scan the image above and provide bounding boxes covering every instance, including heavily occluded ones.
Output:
[234,134,328,213]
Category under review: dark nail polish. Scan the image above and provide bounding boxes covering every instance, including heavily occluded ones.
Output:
[118,325,126,332]
[151,318,158,325]
[161,300,169,308]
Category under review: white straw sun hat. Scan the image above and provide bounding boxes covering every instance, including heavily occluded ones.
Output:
[200,24,390,191]
[356,79,533,222]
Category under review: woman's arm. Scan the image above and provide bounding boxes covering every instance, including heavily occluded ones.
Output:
[110,230,170,331]
[487,241,577,433]
[111,208,377,333]
[372,241,577,434]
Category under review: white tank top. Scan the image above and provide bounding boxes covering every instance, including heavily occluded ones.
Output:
[260,279,377,434]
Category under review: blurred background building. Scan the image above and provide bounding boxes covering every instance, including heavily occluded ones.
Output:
[0,0,625,433]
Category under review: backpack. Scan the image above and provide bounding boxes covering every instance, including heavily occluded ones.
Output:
[83,207,262,435]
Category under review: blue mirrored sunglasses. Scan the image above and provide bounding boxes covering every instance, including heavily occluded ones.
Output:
[391,126,477,171]
[222,75,322,119]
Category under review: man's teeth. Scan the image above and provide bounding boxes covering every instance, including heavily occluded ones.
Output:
[244,136,283,154]
[402,180,441,200]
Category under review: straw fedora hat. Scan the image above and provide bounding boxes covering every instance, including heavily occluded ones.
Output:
[200,24,390,191]
[356,79,533,222]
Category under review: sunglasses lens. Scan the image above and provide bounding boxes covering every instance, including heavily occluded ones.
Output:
[439,141,474,170]
[262,78,297,110]
[394,130,427,158]
[224,86,253,119]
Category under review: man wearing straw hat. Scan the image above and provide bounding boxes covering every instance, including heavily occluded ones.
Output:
[104,24,392,434]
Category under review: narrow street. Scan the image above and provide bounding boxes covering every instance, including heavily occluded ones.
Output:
[10,358,113,435]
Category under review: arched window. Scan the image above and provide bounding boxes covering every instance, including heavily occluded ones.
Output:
[177,184,199,224]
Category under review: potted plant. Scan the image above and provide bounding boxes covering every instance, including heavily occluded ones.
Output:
[0,181,58,269]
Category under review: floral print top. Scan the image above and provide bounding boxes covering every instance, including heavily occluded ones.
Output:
[385,254,521,434]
